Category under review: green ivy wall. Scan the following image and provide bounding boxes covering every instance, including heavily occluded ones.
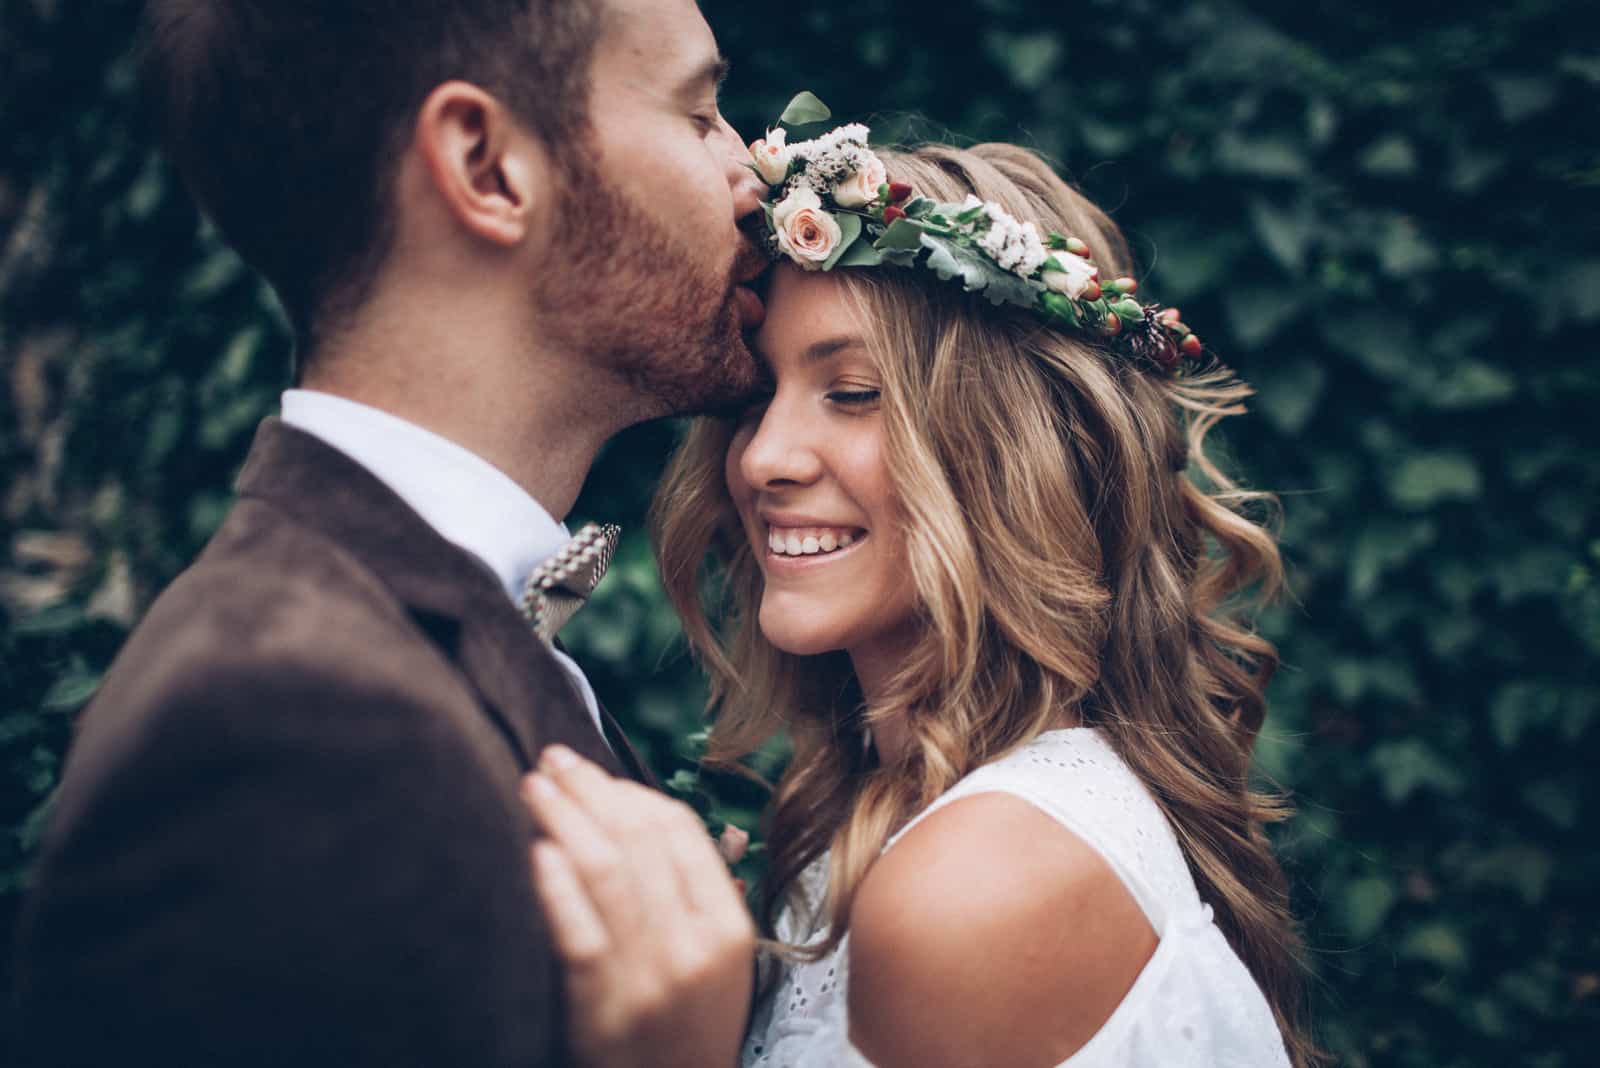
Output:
[2,1,1596,1063]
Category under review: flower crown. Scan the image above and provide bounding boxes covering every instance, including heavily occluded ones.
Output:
[750,93,1203,371]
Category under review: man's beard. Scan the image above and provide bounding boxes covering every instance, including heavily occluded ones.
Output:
[536,154,765,418]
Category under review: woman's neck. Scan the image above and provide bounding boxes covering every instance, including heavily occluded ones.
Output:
[849,631,918,765]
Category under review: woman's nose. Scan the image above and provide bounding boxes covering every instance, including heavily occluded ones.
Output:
[738,402,825,490]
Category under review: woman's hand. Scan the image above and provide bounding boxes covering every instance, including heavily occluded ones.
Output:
[523,745,755,1068]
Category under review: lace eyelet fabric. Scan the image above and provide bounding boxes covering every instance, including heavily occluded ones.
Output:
[740,728,1291,1068]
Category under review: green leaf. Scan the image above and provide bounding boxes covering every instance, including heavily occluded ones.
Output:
[1253,358,1326,434]
[1375,215,1438,276]
[874,218,928,252]
[1247,196,1312,274]
[778,91,832,127]
[833,236,883,268]
[820,212,862,271]
[1400,922,1470,971]
[1427,360,1515,410]
[1369,740,1466,804]
[41,667,102,713]
[1523,777,1579,829]
[1487,74,1558,123]
[1339,875,1398,941]
[1347,519,1436,598]
[1359,135,1418,177]
[983,30,1061,92]
[1224,284,1305,348]
[1490,681,1557,749]
[921,234,1044,309]
[1385,452,1482,509]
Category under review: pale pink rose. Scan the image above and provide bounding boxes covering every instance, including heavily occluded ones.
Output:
[1040,253,1100,299]
[831,152,889,208]
[749,128,790,185]
[773,187,841,269]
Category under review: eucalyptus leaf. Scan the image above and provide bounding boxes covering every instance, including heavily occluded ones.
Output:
[920,234,1044,309]
[778,90,831,127]
[820,212,862,271]
[874,218,928,251]
[834,236,884,268]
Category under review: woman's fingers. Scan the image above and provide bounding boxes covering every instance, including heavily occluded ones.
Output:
[522,771,642,932]
[530,841,611,964]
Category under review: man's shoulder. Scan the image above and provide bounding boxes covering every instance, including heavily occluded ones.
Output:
[78,498,473,761]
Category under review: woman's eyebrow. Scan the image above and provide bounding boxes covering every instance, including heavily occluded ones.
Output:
[802,336,867,364]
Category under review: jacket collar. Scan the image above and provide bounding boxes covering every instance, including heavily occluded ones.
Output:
[234,417,632,779]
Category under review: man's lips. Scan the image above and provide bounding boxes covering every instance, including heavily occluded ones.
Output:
[735,284,766,328]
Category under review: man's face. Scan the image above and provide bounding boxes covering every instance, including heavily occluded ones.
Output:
[537,0,769,416]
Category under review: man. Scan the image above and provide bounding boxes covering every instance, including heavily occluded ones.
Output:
[12,0,767,1063]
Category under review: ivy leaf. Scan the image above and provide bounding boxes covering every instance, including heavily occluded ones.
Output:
[1339,876,1398,941]
[778,91,831,127]
[1385,452,1482,509]
[920,233,1044,309]
[1370,740,1466,804]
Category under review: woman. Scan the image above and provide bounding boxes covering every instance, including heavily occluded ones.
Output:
[522,131,1316,1067]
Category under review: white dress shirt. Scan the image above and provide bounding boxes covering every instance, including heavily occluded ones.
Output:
[279,389,608,744]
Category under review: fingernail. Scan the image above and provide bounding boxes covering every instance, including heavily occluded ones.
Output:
[542,745,578,772]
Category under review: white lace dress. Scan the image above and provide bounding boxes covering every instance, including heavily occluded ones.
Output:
[740,728,1291,1068]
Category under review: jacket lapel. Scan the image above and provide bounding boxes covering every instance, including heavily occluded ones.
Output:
[233,417,633,780]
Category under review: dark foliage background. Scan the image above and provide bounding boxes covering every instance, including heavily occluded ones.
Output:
[3,0,1597,1063]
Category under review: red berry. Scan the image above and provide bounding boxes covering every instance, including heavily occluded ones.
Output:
[1180,334,1203,358]
[884,204,907,224]
[1103,314,1122,336]
[1159,306,1181,325]
[1113,276,1138,295]
[887,181,914,203]
[1082,281,1101,301]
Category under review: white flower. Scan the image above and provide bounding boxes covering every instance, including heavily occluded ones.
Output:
[786,123,877,199]
[1040,252,1100,298]
[750,128,790,185]
[973,202,1051,278]
[831,151,888,208]
[772,187,842,269]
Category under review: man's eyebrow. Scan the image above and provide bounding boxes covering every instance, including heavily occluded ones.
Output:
[677,53,731,99]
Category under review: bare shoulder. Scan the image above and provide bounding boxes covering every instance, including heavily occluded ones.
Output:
[847,791,1158,1068]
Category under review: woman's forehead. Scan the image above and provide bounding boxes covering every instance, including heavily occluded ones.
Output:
[754,268,872,370]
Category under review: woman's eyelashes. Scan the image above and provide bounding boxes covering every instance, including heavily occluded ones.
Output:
[826,387,882,408]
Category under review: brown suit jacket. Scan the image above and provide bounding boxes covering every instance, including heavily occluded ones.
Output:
[13,418,654,1066]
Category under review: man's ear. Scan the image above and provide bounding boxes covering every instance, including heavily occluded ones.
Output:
[413,81,545,247]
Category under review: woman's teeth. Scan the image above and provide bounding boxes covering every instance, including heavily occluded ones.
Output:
[767,526,861,556]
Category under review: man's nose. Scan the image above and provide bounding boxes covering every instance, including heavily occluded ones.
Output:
[720,115,768,222]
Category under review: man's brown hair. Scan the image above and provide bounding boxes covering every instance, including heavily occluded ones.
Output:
[142,0,604,346]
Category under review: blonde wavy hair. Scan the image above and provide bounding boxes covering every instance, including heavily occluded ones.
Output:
[651,142,1318,1065]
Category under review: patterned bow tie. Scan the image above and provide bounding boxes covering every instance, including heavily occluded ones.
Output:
[518,522,621,642]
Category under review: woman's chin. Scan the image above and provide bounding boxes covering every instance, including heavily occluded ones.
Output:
[756,604,847,658]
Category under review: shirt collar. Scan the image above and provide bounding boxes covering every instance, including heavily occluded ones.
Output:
[279,389,568,604]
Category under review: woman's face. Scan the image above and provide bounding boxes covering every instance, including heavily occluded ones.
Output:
[725,266,919,666]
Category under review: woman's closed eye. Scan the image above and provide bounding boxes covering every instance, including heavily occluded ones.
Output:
[826,387,881,407]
